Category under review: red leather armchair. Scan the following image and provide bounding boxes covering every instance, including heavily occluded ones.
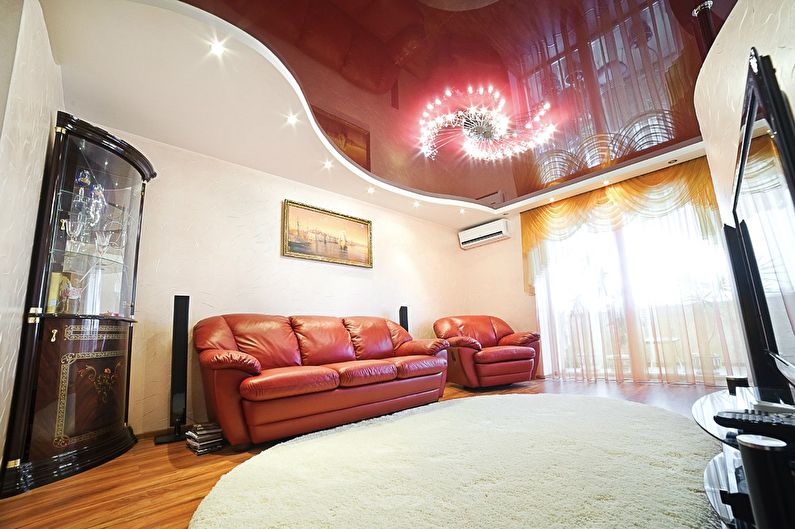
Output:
[195,314,448,448]
[433,315,540,388]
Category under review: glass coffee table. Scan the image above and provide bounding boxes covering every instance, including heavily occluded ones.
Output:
[692,387,792,529]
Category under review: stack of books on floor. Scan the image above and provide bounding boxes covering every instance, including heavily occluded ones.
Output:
[186,423,225,455]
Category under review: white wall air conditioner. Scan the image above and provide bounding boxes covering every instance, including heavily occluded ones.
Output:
[458,219,511,250]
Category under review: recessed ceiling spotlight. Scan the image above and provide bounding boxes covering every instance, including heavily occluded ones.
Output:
[286,113,299,126]
[322,160,333,170]
[549,197,555,203]
[667,159,678,164]
[603,180,609,186]
[413,200,420,208]
[209,39,226,56]
[459,208,466,214]
[367,187,376,194]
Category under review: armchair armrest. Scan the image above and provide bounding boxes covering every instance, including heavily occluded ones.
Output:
[446,336,482,350]
[498,332,540,347]
[198,349,261,375]
[395,338,449,356]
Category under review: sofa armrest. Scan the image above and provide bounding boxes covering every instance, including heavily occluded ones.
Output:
[395,338,449,356]
[446,336,482,350]
[498,332,540,347]
[197,349,259,447]
[198,349,261,375]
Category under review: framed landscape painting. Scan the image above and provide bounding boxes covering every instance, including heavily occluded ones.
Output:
[281,200,373,268]
[312,107,371,171]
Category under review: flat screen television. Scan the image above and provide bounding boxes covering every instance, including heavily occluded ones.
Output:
[728,48,795,403]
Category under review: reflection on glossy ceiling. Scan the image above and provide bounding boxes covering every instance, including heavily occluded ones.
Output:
[186,0,736,207]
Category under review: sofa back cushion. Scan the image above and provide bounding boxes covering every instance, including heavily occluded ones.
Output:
[489,316,514,342]
[385,319,412,350]
[194,315,238,351]
[291,316,355,365]
[433,315,514,348]
[194,314,301,370]
[343,317,395,360]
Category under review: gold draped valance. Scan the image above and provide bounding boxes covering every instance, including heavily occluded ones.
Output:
[518,153,750,387]
[520,155,719,254]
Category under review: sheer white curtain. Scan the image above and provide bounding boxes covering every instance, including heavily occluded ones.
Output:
[523,158,747,385]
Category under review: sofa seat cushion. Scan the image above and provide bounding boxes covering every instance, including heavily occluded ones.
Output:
[386,355,446,379]
[240,366,339,401]
[474,346,535,364]
[242,374,445,426]
[324,360,398,387]
[475,359,533,378]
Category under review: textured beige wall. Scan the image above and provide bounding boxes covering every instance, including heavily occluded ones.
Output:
[0,0,23,135]
[694,0,795,224]
[460,215,538,331]
[112,126,546,434]
[0,0,63,463]
[107,129,476,433]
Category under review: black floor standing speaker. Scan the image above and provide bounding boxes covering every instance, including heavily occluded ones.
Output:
[399,306,408,330]
[155,295,190,444]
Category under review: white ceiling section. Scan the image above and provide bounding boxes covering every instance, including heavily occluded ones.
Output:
[39,0,704,229]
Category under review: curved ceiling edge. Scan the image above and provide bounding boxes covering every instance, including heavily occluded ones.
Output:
[171,0,715,210]
[132,0,502,215]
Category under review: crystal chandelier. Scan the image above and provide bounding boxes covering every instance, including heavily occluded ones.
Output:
[418,85,555,161]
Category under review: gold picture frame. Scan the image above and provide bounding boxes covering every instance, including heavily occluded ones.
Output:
[281,200,373,268]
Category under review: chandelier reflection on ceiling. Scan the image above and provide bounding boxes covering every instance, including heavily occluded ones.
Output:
[419,85,555,162]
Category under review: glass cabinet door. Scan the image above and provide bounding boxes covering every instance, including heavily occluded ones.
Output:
[45,135,143,318]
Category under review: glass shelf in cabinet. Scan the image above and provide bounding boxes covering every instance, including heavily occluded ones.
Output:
[40,313,136,322]
[57,240,125,263]
[71,164,141,188]
[56,189,129,218]
[49,247,128,275]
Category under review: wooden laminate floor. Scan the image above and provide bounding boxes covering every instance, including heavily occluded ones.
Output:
[0,380,712,529]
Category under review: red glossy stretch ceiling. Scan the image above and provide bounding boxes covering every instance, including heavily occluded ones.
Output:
[185,0,736,207]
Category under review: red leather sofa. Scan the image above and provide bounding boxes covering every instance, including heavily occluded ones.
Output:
[433,315,540,388]
[194,314,449,448]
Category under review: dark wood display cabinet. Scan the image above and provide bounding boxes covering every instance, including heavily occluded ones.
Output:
[1,112,156,497]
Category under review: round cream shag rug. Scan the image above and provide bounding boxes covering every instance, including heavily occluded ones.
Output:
[190,394,720,529]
